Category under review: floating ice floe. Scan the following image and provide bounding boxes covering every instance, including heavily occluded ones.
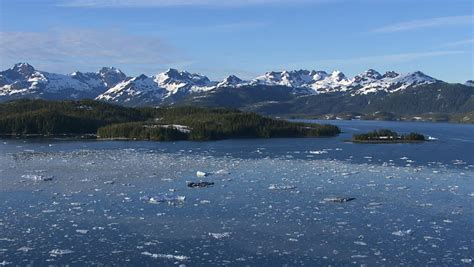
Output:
[209,232,231,239]
[392,229,413,236]
[17,246,33,252]
[146,194,186,204]
[141,252,189,261]
[268,184,296,190]
[75,229,89,234]
[215,169,230,175]
[49,249,74,256]
[323,197,356,203]
[21,174,53,182]
[196,171,209,177]
[309,150,328,155]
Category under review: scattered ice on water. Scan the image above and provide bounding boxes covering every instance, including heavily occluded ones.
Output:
[141,252,189,261]
[268,184,296,190]
[309,150,327,155]
[49,249,74,256]
[17,247,33,252]
[208,232,231,239]
[392,229,413,237]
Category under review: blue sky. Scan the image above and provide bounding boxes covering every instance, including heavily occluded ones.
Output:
[0,0,472,82]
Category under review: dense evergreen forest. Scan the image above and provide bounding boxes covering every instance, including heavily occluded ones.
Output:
[0,99,340,140]
[352,129,425,143]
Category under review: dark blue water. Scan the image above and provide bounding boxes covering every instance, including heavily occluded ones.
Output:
[0,120,473,265]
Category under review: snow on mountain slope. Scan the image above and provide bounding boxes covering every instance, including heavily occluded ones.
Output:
[0,63,128,99]
[245,68,438,94]
[217,75,244,87]
[352,71,439,95]
[1,63,448,105]
[465,80,474,87]
[97,74,166,104]
[254,70,316,88]
[153,68,215,95]
[310,70,353,93]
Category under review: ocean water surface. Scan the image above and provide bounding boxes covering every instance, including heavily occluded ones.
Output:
[0,120,473,265]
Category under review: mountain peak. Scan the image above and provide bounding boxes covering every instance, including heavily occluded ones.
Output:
[383,71,399,78]
[217,75,243,87]
[98,67,124,75]
[135,74,148,80]
[96,67,127,87]
[362,69,382,79]
[330,70,347,81]
[11,63,35,76]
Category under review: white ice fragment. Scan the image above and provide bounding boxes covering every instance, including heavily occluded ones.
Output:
[49,249,74,256]
[42,209,56,213]
[309,150,328,155]
[141,251,189,261]
[208,232,231,239]
[21,174,53,182]
[196,171,209,177]
[268,184,296,190]
[17,246,33,252]
[354,241,367,246]
[351,255,368,258]
[76,229,89,234]
[215,169,230,175]
[392,229,413,236]
[148,194,185,204]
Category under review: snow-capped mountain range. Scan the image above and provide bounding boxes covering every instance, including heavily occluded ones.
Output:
[0,62,468,105]
[0,63,127,100]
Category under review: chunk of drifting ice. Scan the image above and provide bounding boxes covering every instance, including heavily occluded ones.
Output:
[208,232,231,239]
[268,184,296,190]
[215,169,230,175]
[75,229,89,234]
[354,241,367,246]
[323,197,356,203]
[196,171,209,177]
[141,252,189,261]
[309,150,327,155]
[21,174,53,182]
[148,194,185,204]
[392,229,413,236]
[17,246,33,252]
[49,249,74,256]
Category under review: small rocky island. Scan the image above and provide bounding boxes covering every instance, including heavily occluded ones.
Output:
[351,129,426,143]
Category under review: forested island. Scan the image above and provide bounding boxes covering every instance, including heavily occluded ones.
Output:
[351,129,426,143]
[0,99,340,141]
